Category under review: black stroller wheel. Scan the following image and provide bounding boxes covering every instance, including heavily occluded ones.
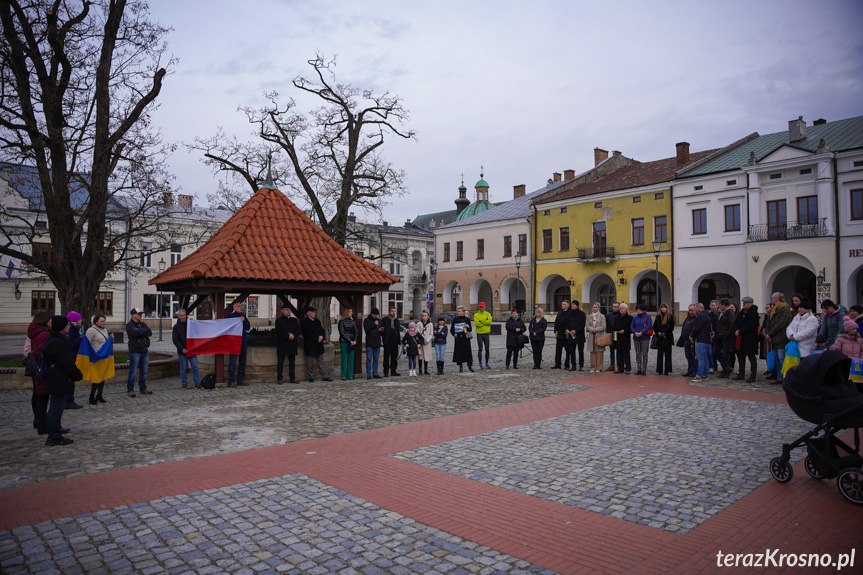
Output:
[837,468,863,505]
[804,456,825,480]
[770,457,793,483]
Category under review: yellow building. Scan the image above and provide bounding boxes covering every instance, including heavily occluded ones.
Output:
[530,144,716,315]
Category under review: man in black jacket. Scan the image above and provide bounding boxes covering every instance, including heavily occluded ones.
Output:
[172,309,200,389]
[126,308,153,397]
[227,300,251,387]
[605,302,619,371]
[381,307,402,377]
[44,315,83,446]
[714,298,736,378]
[363,307,384,379]
[301,307,332,382]
[553,300,571,369]
[688,306,713,382]
[568,300,587,371]
[275,304,301,384]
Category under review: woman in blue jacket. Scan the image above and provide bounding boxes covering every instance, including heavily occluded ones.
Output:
[632,304,653,376]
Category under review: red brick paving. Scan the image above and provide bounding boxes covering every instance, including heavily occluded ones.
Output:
[1,373,860,574]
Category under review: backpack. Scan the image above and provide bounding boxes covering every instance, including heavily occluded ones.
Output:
[36,345,53,378]
[201,373,216,389]
[23,352,38,377]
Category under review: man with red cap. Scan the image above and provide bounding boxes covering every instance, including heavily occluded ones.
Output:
[474,302,493,369]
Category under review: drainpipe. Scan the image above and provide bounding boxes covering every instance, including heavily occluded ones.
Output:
[669,184,675,315]
[532,204,538,311]
[833,156,841,304]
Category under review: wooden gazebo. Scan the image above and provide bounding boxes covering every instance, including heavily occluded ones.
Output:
[149,182,398,380]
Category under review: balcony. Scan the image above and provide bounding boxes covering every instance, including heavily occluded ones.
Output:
[577,246,615,260]
[409,274,428,285]
[748,218,828,242]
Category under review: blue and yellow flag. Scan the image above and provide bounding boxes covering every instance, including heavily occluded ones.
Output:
[75,337,115,383]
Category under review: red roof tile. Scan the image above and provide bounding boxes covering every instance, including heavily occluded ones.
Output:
[150,186,398,288]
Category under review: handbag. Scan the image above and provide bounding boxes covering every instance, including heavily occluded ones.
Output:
[517,334,529,346]
[649,334,660,350]
[766,350,776,372]
[596,333,613,347]
[23,352,38,377]
[735,335,742,351]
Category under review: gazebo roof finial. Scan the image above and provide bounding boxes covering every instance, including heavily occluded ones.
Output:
[263,151,275,189]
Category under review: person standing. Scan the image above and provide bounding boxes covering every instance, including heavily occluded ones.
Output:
[714,299,735,378]
[381,307,402,377]
[64,311,84,409]
[605,302,619,371]
[85,314,113,403]
[848,305,863,327]
[227,300,251,387]
[302,307,333,382]
[708,301,719,373]
[473,302,493,369]
[433,317,448,375]
[450,306,474,372]
[552,300,571,369]
[760,302,773,376]
[275,304,300,384]
[653,303,674,375]
[172,309,201,389]
[125,308,153,397]
[44,315,83,446]
[505,309,526,369]
[568,301,586,371]
[732,296,760,382]
[529,308,547,369]
[688,303,712,383]
[27,310,52,434]
[419,311,435,375]
[631,304,653,376]
[613,303,633,374]
[586,303,606,373]
[337,308,357,380]
[363,308,384,379]
[830,315,863,359]
[765,292,792,386]
[818,299,848,348]
[787,300,820,360]
[401,322,425,376]
[677,305,698,377]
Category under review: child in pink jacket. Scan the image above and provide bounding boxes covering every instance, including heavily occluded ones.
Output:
[830,316,863,359]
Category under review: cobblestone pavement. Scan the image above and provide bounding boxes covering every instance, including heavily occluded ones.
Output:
[0,474,556,575]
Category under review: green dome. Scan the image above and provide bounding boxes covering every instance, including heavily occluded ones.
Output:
[456,200,494,221]
[475,178,489,188]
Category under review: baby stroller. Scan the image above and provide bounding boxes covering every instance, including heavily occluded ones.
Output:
[769,350,863,504]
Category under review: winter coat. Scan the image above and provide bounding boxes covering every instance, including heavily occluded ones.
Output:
[688,311,712,344]
[301,315,326,357]
[172,320,190,355]
[612,313,633,351]
[382,316,402,346]
[43,331,83,396]
[227,311,251,342]
[715,308,735,341]
[569,308,586,342]
[450,316,473,363]
[734,304,760,356]
[505,316,526,348]
[474,310,493,334]
[554,308,570,340]
[337,317,357,344]
[67,324,82,356]
[767,302,792,349]
[529,316,547,341]
[363,315,384,348]
[677,315,696,347]
[275,315,300,356]
[433,325,448,345]
[830,332,863,360]
[819,306,848,346]
[631,312,653,341]
[419,319,435,359]
[28,323,51,395]
[85,326,111,353]
[787,311,819,358]
[653,313,675,348]
[126,319,152,354]
[401,331,424,357]
[586,312,606,352]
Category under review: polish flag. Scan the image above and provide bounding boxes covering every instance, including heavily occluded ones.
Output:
[186,317,243,356]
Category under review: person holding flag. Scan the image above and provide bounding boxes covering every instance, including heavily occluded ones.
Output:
[81,314,115,404]
[172,309,201,389]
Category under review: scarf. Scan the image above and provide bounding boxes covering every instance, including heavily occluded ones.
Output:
[770,301,787,318]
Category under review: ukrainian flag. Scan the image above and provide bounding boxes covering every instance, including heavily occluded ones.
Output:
[75,337,115,383]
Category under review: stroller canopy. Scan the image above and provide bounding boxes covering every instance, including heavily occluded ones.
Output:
[783,350,863,426]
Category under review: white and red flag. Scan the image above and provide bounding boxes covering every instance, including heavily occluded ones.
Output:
[186,317,243,356]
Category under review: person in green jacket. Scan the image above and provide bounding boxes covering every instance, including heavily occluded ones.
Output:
[766,292,792,385]
[474,302,493,369]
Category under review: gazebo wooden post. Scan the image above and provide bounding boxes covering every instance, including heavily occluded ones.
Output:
[354,293,364,376]
[214,291,226,383]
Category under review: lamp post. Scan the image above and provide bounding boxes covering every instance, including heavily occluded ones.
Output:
[157,258,166,341]
[652,240,663,312]
[515,252,523,317]
[430,259,438,319]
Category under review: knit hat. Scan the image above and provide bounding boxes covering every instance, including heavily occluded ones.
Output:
[66,311,82,323]
[843,316,858,333]
[408,322,416,329]
[370,307,380,315]
[51,315,69,332]
[798,299,812,311]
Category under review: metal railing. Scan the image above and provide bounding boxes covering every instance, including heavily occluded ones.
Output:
[747,218,828,241]
[409,274,429,285]
[577,246,615,260]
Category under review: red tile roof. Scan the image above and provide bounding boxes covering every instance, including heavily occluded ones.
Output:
[537,149,720,203]
[150,186,398,288]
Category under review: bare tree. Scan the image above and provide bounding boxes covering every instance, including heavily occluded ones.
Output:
[0,0,201,324]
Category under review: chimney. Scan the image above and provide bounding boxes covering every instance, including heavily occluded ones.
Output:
[429,219,435,229]
[594,148,609,167]
[676,142,690,166]
[563,169,575,182]
[404,219,412,228]
[177,194,193,208]
[553,172,562,183]
[813,118,827,126]
[513,184,526,199]
[789,116,806,142]
[162,192,174,207]
[347,211,356,223]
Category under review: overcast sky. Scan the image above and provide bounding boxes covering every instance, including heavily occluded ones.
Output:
[148,0,863,224]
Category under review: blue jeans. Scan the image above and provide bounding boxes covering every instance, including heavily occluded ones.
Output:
[684,343,696,375]
[46,393,67,439]
[774,348,786,380]
[696,342,711,377]
[228,342,247,385]
[127,352,149,392]
[365,346,380,375]
[435,343,446,362]
[179,354,200,387]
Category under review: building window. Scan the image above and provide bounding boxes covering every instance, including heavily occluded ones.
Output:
[632,218,644,246]
[476,239,484,260]
[95,292,113,315]
[245,296,259,318]
[692,208,707,235]
[654,216,667,243]
[694,185,703,191]
[767,199,787,240]
[139,242,152,268]
[170,245,182,266]
[518,234,527,256]
[456,241,463,261]
[31,290,56,314]
[769,172,783,180]
[387,292,404,318]
[797,195,818,224]
[852,190,863,221]
[724,204,741,232]
[594,202,602,208]
[560,207,567,214]
[654,192,664,200]
[632,196,641,203]
[354,250,364,258]
[799,168,812,175]
[854,160,863,168]
[559,227,570,252]
[726,179,737,186]
[543,210,551,216]
[542,229,552,253]
[443,243,450,262]
[388,262,402,276]
[31,242,53,264]
[593,221,607,250]
[503,235,512,257]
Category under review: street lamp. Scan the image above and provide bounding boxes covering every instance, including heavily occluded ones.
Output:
[157,258,166,341]
[515,252,523,317]
[652,240,663,311]
[430,259,438,318]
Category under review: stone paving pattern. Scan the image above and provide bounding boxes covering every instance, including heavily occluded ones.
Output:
[394,393,812,533]
[0,473,557,575]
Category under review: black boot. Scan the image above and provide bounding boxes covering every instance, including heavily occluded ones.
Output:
[89,383,98,405]
[95,382,106,403]
[459,363,464,372]
[468,363,475,373]
[437,361,443,375]
[424,361,430,375]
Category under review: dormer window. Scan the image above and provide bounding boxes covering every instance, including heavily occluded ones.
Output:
[694,185,703,191]
[769,173,783,180]
[726,179,737,186]
[799,168,812,175]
